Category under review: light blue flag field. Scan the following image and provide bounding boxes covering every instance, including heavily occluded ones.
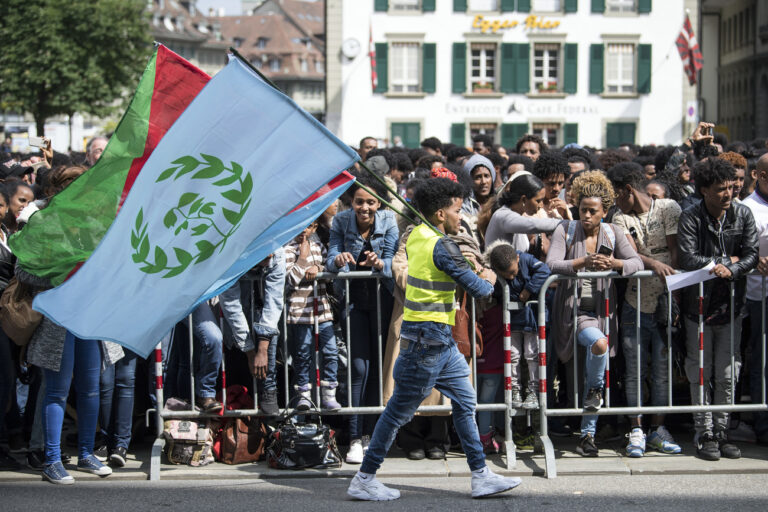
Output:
[33,57,359,357]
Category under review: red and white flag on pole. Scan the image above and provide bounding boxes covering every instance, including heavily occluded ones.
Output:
[369,22,377,91]
[676,14,703,86]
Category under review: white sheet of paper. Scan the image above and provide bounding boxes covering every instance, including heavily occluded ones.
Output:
[665,261,716,292]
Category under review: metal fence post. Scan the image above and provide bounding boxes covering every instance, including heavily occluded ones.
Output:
[501,282,516,469]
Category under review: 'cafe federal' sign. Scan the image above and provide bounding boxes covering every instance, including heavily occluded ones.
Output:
[472,14,561,33]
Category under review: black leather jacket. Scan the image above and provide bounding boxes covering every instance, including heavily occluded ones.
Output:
[677,201,758,319]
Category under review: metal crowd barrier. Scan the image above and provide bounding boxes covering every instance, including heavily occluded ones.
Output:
[535,270,768,479]
[147,271,525,480]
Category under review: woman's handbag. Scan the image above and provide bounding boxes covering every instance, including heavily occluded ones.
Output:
[212,385,269,465]
[0,278,42,347]
[266,407,342,470]
[453,290,483,358]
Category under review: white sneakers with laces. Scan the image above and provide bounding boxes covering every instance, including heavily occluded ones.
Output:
[471,467,522,498]
[345,439,364,464]
[347,473,400,501]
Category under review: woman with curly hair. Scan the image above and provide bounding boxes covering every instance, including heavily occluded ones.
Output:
[545,171,642,458]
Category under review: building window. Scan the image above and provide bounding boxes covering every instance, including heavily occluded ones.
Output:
[470,123,497,142]
[300,58,308,72]
[605,43,635,93]
[391,42,420,93]
[391,0,420,11]
[469,0,498,11]
[532,123,559,147]
[533,43,560,93]
[470,43,496,93]
[533,0,561,12]
[257,37,268,49]
[233,37,244,49]
[606,0,636,13]
[315,59,324,73]
[270,58,281,72]
[251,58,263,70]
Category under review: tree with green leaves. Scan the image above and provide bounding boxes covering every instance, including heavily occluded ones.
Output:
[0,0,152,136]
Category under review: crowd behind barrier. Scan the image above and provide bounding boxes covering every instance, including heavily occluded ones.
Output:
[2,123,768,485]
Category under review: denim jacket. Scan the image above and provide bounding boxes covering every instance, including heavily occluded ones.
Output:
[401,236,494,345]
[234,247,286,347]
[492,251,551,333]
[326,208,399,292]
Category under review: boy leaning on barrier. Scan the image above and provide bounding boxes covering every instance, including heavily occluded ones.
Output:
[739,152,768,447]
[607,162,683,458]
[346,178,522,501]
[677,158,758,461]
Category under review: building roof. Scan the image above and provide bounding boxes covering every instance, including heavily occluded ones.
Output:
[149,0,228,48]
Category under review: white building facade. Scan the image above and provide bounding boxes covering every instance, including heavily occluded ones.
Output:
[326,0,696,149]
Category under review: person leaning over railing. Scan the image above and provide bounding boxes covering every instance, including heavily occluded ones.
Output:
[742,152,768,447]
[607,162,683,458]
[677,158,758,461]
[326,173,399,465]
[546,171,643,458]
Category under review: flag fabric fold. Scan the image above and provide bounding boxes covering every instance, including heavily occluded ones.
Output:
[676,14,703,86]
[10,46,210,285]
[33,56,358,357]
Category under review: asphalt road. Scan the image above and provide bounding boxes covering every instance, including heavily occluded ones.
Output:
[1,474,766,511]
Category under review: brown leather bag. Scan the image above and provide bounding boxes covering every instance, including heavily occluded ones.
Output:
[452,290,483,358]
[219,417,268,465]
[0,278,42,347]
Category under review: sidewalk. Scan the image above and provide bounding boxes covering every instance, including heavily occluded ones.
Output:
[3,434,767,482]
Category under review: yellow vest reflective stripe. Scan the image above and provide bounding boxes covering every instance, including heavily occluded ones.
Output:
[403,224,456,325]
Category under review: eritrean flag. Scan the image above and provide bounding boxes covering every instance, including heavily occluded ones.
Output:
[12,46,358,357]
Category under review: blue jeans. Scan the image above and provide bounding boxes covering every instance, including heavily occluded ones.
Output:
[288,322,338,387]
[99,350,138,450]
[477,373,502,436]
[43,333,101,464]
[621,302,668,414]
[747,299,768,436]
[577,326,607,436]
[360,340,486,474]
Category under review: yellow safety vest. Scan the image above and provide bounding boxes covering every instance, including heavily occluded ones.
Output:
[403,224,457,325]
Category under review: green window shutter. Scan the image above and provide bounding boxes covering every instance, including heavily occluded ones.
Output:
[564,123,579,145]
[564,0,578,13]
[451,123,466,147]
[452,42,467,94]
[375,43,388,93]
[516,0,531,13]
[453,0,467,12]
[501,0,516,12]
[501,123,528,148]
[591,0,605,13]
[422,43,436,93]
[589,44,604,94]
[606,122,635,148]
[515,43,530,93]
[392,123,420,149]
[422,0,436,12]
[374,0,388,12]
[637,0,651,13]
[563,43,577,94]
[500,43,516,93]
[637,44,652,94]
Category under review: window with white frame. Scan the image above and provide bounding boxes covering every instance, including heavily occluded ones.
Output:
[470,123,497,142]
[270,58,281,72]
[390,42,420,93]
[469,0,498,11]
[532,123,559,147]
[605,43,635,93]
[391,0,420,11]
[532,0,561,12]
[533,43,560,93]
[470,43,496,93]
[300,58,308,72]
[606,0,636,13]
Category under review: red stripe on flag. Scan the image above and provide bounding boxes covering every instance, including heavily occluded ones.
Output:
[289,171,355,213]
[119,46,211,209]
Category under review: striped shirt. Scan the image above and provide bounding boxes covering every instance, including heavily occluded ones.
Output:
[284,234,333,324]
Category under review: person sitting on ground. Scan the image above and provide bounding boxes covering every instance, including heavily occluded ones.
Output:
[607,162,683,457]
[546,171,643,458]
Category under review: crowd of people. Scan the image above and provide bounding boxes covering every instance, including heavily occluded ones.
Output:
[1,121,768,485]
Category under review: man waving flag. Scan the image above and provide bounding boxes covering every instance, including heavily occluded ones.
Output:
[27,51,358,357]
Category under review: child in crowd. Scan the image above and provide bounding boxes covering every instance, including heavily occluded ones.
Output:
[284,219,341,411]
[476,240,551,452]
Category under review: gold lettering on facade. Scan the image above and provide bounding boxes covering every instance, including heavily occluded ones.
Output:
[472,14,559,34]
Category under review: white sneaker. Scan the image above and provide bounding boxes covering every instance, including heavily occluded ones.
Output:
[471,467,522,498]
[347,473,400,501]
[361,435,370,454]
[346,439,364,464]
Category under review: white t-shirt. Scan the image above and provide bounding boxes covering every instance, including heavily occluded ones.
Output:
[742,191,768,300]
